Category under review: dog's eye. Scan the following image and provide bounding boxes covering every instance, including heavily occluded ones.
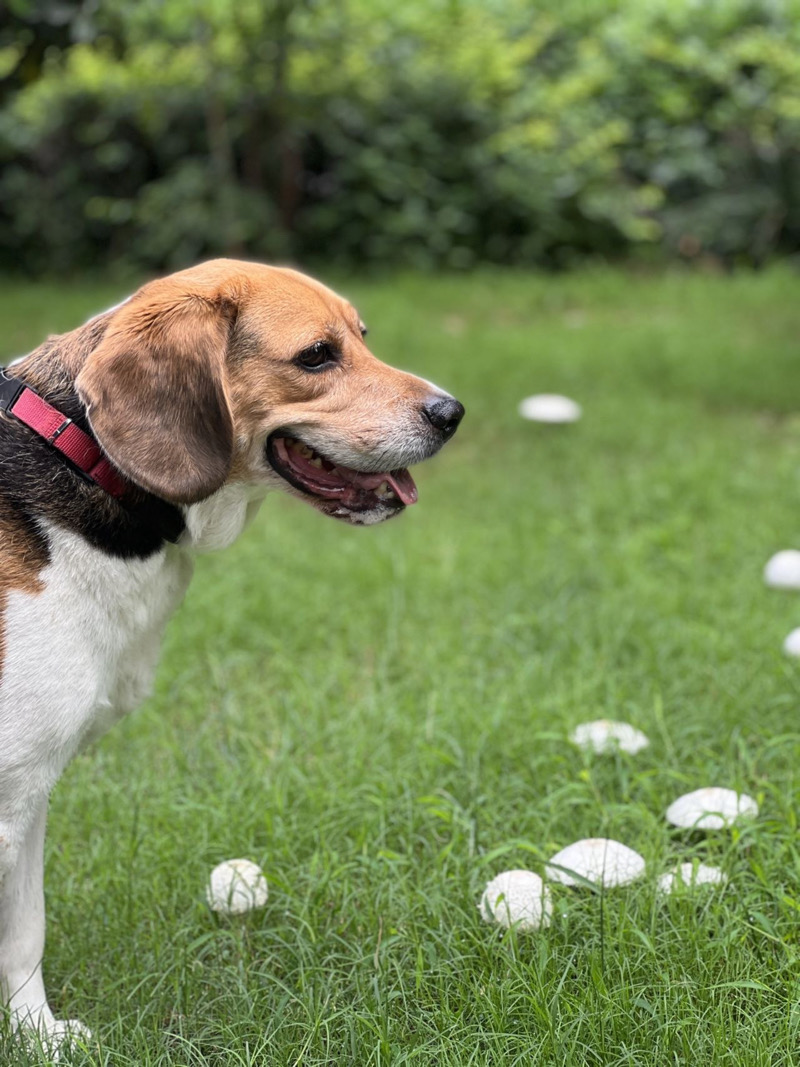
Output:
[296,341,338,371]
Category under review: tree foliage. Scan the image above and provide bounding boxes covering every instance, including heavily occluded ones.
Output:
[1,0,798,272]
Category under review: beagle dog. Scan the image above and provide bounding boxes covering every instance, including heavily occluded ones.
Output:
[0,259,463,1045]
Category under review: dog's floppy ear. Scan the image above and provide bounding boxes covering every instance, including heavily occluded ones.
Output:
[76,282,237,505]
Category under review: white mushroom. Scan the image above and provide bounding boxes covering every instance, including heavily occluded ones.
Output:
[479,869,552,931]
[657,862,726,895]
[665,787,758,830]
[764,550,800,590]
[518,394,582,424]
[545,838,645,888]
[783,628,800,657]
[569,720,650,755]
[206,858,268,914]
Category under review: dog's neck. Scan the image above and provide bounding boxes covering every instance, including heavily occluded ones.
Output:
[10,314,269,558]
[3,318,188,558]
[11,314,113,429]
[182,483,266,552]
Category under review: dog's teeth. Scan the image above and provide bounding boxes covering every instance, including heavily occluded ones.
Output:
[309,457,322,468]
[375,481,395,500]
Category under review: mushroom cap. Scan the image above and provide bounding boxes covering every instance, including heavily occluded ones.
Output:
[764,550,800,590]
[480,869,552,931]
[206,858,268,914]
[665,787,758,830]
[518,394,582,424]
[545,838,645,887]
[657,862,726,894]
[783,628,800,657]
[570,719,650,755]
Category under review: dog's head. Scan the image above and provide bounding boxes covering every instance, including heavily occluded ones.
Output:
[75,259,463,525]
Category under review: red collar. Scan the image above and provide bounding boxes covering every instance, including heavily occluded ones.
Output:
[0,370,126,499]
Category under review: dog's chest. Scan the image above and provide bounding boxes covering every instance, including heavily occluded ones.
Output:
[0,522,194,764]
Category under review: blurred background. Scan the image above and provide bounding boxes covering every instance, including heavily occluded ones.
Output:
[1,0,798,277]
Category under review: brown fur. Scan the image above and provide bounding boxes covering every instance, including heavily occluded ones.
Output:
[76,289,236,504]
[0,258,441,671]
[77,261,435,497]
[0,500,47,675]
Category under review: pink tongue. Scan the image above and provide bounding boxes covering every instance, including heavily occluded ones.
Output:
[338,465,417,505]
[279,438,418,505]
[386,469,418,505]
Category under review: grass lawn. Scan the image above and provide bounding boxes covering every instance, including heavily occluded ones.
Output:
[3,266,800,1065]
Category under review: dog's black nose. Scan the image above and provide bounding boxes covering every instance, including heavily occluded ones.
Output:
[422,396,465,441]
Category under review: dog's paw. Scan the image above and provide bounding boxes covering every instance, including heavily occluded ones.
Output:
[51,1020,92,1062]
[17,1018,92,1062]
[48,1017,92,1044]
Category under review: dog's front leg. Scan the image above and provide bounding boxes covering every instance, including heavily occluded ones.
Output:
[0,797,90,1048]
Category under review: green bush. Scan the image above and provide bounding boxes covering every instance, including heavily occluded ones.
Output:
[0,0,798,273]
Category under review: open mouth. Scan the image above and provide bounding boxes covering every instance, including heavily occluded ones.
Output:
[266,433,418,514]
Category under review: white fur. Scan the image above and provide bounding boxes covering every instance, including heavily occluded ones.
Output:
[182,483,266,552]
[0,520,195,1041]
[0,367,454,1046]
[0,481,272,1042]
